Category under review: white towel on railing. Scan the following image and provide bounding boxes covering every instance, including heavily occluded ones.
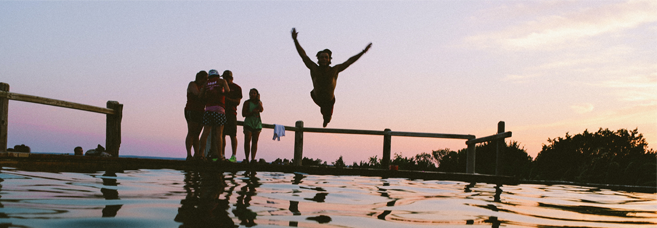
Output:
[273,124,285,141]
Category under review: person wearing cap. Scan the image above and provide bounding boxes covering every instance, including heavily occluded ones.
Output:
[185,71,208,161]
[198,69,230,162]
[291,27,372,127]
[221,70,242,163]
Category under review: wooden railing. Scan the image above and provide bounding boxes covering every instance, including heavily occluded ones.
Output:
[0,82,123,156]
[1,80,511,174]
[238,120,512,174]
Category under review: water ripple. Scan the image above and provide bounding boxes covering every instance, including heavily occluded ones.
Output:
[0,168,654,227]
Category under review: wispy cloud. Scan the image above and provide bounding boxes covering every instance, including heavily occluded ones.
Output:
[466,0,657,51]
[596,72,657,105]
[570,103,594,114]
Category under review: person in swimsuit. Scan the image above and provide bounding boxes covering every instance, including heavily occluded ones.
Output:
[242,88,263,163]
[184,71,208,160]
[198,69,230,161]
[291,27,372,127]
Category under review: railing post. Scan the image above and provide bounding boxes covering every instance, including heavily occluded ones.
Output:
[0,83,8,153]
[466,141,476,173]
[382,128,391,169]
[496,121,505,176]
[106,101,123,157]
[294,120,304,166]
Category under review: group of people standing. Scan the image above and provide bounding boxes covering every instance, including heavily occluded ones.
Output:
[184,69,263,163]
[184,28,372,163]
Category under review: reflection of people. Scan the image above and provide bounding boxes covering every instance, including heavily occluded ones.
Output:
[242,89,263,163]
[198,69,230,162]
[185,71,208,160]
[74,146,83,156]
[221,70,242,163]
[233,171,260,226]
[175,170,234,227]
[291,28,372,127]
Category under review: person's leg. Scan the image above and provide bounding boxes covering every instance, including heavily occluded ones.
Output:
[311,91,335,127]
[199,126,213,159]
[185,122,194,157]
[189,110,205,158]
[230,135,238,157]
[189,122,203,158]
[320,104,334,127]
[251,130,261,162]
[226,114,238,158]
[243,130,252,163]
[216,126,224,160]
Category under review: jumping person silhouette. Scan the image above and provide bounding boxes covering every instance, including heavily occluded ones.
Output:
[291,28,372,127]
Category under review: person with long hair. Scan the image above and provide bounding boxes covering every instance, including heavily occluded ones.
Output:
[184,71,207,160]
[242,88,263,163]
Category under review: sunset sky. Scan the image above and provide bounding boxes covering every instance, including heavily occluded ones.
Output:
[1,0,655,164]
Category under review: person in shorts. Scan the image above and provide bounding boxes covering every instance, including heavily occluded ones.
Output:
[291,27,371,127]
[198,69,230,161]
[221,70,242,162]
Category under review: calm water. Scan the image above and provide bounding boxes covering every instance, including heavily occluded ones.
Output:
[0,167,655,228]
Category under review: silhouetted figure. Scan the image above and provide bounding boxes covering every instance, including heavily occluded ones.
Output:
[185,71,208,161]
[291,28,372,127]
[74,146,83,156]
[85,144,111,157]
[242,89,263,163]
[221,70,242,163]
[198,69,230,162]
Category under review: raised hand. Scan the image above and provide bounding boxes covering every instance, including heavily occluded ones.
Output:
[363,43,372,52]
[291,28,298,40]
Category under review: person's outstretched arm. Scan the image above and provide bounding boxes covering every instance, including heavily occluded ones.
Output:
[291,28,317,71]
[335,43,372,72]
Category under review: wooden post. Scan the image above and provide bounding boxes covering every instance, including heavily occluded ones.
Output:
[495,121,505,176]
[466,141,476,173]
[382,128,391,169]
[106,101,123,157]
[294,120,304,166]
[0,83,8,153]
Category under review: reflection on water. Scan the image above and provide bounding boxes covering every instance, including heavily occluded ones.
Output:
[0,167,654,227]
[100,171,122,217]
[175,171,235,227]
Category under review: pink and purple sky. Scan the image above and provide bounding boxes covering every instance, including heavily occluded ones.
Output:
[1,1,655,164]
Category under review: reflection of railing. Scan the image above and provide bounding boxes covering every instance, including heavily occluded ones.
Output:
[237,120,512,174]
[0,82,123,156]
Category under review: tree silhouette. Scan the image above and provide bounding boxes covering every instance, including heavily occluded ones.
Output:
[533,128,655,186]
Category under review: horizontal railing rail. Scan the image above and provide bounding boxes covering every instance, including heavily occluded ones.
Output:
[0,83,122,156]
[0,91,115,115]
[241,121,474,139]
[238,120,508,175]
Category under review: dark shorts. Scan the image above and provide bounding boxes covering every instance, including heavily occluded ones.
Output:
[311,91,335,121]
[185,109,204,124]
[202,111,227,126]
[243,125,262,134]
[223,114,237,136]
